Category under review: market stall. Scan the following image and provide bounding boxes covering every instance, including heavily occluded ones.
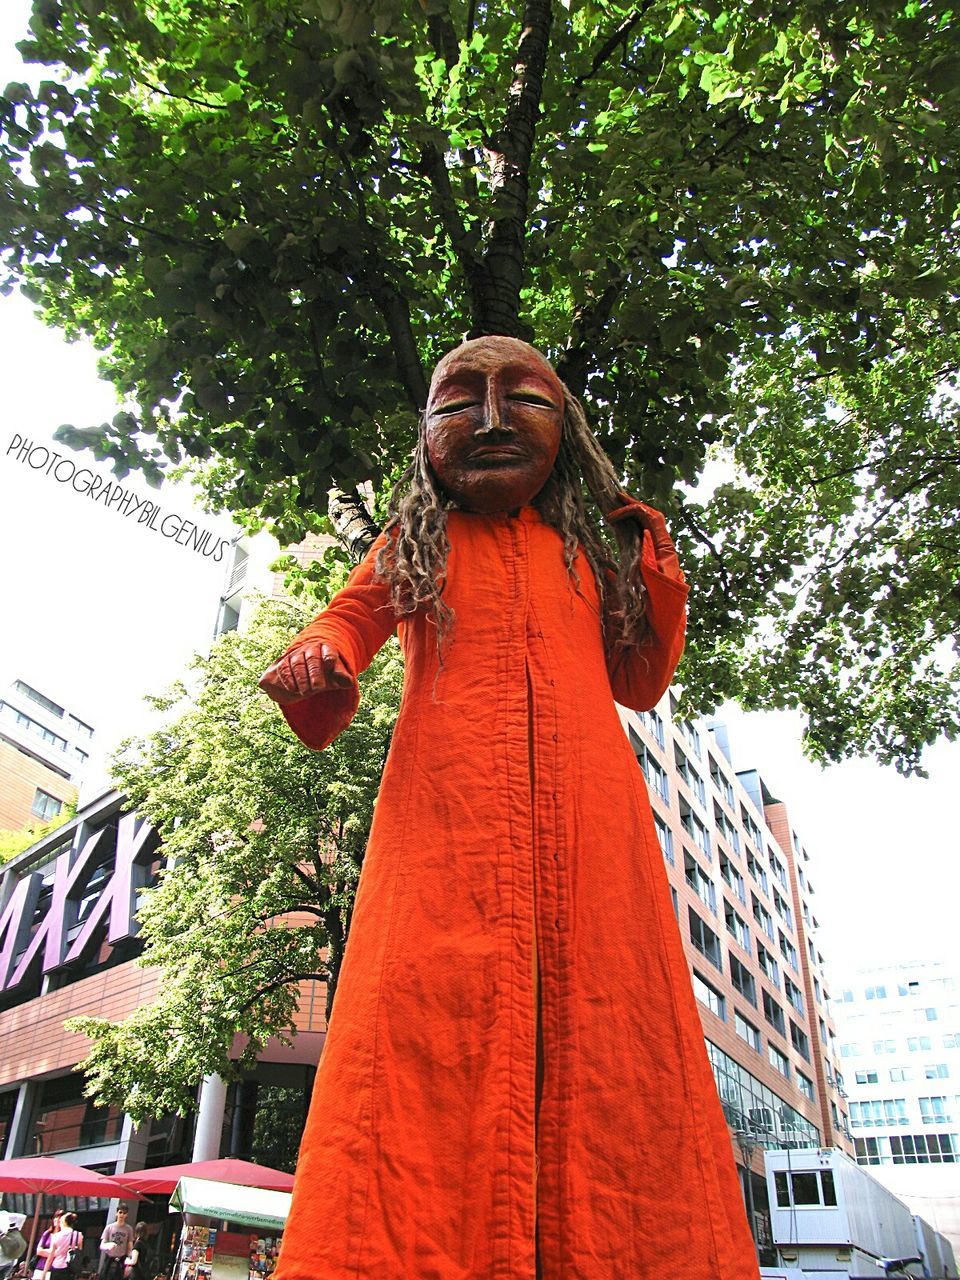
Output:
[168,1177,291,1280]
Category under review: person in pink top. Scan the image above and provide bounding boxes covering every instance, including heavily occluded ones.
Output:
[46,1213,82,1274]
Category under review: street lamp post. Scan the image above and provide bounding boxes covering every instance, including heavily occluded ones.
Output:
[735,1129,759,1257]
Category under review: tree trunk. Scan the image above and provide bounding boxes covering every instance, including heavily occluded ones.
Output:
[327,485,381,562]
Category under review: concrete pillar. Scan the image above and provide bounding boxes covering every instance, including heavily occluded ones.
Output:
[3,1080,38,1158]
[105,1114,151,1219]
[191,1074,227,1162]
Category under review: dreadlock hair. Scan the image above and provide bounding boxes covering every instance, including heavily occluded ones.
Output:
[376,384,650,654]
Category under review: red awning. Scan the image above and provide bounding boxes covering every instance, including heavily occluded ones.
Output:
[119,1157,294,1195]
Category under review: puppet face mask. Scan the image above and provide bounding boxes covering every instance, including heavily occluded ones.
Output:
[424,336,564,514]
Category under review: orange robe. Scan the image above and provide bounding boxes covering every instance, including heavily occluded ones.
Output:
[274,506,759,1280]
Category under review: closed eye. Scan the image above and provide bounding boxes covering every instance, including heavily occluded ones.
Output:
[507,392,557,408]
[434,399,480,414]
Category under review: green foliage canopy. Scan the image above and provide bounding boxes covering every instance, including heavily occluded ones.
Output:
[69,591,402,1121]
[0,800,77,863]
[1,0,958,769]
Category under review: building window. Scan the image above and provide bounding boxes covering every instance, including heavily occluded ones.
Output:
[889,1067,913,1083]
[641,707,666,749]
[14,680,64,718]
[679,795,711,858]
[908,1036,933,1052]
[768,1043,790,1078]
[797,1072,815,1101]
[653,812,674,865]
[763,990,786,1036]
[855,1136,882,1165]
[637,743,669,804]
[778,933,797,971]
[709,754,734,809]
[0,703,70,753]
[729,955,757,1007]
[688,908,722,971]
[720,853,746,905]
[785,976,804,1015]
[693,971,726,1020]
[919,1097,950,1124]
[925,1008,939,1021]
[740,807,763,850]
[773,890,794,932]
[855,1070,879,1085]
[752,894,774,941]
[28,1073,124,1153]
[724,900,751,952]
[735,1011,762,1053]
[685,852,716,913]
[774,1169,837,1208]
[746,849,769,895]
[865,984,888,1000]
[924,1064,949,1080]
[703,1039,820,1149]
[889,1133,957,1165]
[757,943,780,989]
[68,714,94,739]
[790,1022,811,1061]
[713,799,740,852]
[31,789,63,821]
[850,1099,909,1128]
[674,744,706,807]
[681,719,702,759]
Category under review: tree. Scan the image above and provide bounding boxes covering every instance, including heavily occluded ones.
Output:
[68,587,403,1121]
[1,0,958,770]
[0,801,77,863]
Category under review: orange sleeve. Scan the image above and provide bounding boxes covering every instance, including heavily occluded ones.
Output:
[606,529,689,712]
[278,533,397,751]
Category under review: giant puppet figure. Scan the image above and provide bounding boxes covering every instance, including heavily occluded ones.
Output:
[259,336,760,1280]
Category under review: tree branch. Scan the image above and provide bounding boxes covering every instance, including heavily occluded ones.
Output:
[476,0,554,335]
[678,507,731,594]
[131,75,230,111]
[418,141,486,331]
[236,971,328,1016]
[290,861,326,902]
[572,3,654,89]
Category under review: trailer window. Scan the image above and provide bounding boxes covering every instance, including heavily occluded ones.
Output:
[777,1169,838,1207]
[791,1172,821,1205]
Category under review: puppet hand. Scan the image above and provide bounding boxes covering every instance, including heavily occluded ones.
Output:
[258,642,353,705]
[606,496,683,581]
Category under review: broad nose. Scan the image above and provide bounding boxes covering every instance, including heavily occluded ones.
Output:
[477,387,511,435]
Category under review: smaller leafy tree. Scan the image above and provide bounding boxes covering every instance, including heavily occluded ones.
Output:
[69,579,402,1122]
[0,801,77,864]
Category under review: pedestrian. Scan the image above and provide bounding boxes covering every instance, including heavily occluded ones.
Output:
[46,1213,81,1275]
[31,1213,61,1280]
[260,336,759,1278]
[121,1226,150,1280]
[97,1209,132,1280]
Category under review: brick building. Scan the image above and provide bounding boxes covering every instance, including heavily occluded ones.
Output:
[619,702,852,1256]
[0,677,94,830]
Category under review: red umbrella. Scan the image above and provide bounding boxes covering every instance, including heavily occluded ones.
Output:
[0,1156,146,1271]
[120,1157,294,1195]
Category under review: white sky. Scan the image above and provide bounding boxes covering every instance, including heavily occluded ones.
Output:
[1,2,957,982]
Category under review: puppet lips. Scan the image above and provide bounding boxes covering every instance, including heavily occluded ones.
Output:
[469,445,527,461]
